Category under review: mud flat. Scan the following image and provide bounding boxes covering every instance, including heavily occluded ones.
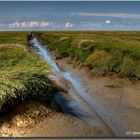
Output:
[0,100,113,137]
[56,57,140,137]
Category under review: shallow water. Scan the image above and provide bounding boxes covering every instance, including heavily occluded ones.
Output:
[29,37,113,136]
[30,37,91,113]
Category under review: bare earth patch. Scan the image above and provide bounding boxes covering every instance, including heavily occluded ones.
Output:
[0,100,112,137]
[0,101,53,137]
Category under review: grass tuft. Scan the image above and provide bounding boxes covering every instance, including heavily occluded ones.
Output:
[0,43,53,113]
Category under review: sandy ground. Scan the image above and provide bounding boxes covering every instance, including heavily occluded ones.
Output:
[0,100,113,137]
[57,57,140,137]
[23,112,110,137]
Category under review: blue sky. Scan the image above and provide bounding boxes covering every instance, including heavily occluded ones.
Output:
[0,1,140,30]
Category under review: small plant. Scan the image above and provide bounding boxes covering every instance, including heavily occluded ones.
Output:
[86,50,113,75]
[119,56,136,77]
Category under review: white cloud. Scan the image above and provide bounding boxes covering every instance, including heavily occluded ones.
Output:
[71,12,140,19]
[9,21,52,28]
[65,22,73,28]
[80,23,98,27]
[105,20,111,24]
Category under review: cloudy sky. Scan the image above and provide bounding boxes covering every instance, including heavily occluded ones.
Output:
[0,1,140,30]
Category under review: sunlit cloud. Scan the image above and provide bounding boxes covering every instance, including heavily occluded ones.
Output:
[65,22,73,28]
[80,23,99,27]
[105,20,111,24]
[71,12,140,19]
[9,21,53,28]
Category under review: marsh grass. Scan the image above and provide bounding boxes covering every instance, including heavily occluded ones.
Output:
[0,41,53,113]
[0,31,30,46]
[35,31,140,79]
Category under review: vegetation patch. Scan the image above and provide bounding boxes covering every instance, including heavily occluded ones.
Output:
[34,31,140,79]
[0,31,30,46]
[86,50,113,75]
[0,40,53,113]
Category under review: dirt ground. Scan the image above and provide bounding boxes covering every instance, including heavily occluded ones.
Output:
[57,57,140,137]
[0,101,112,137]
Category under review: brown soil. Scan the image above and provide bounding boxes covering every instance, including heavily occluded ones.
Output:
[0,100,113,137]
[0,101,54,137]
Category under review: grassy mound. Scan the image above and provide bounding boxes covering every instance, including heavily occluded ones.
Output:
[0,43,53,113]
[34,31,140,79]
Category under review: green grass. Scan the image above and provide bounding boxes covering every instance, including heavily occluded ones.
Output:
[0,32,54,113]
[34,31,140,79]
[0,31,31,46]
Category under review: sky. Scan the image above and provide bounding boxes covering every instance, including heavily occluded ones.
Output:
[0,1,140,30]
